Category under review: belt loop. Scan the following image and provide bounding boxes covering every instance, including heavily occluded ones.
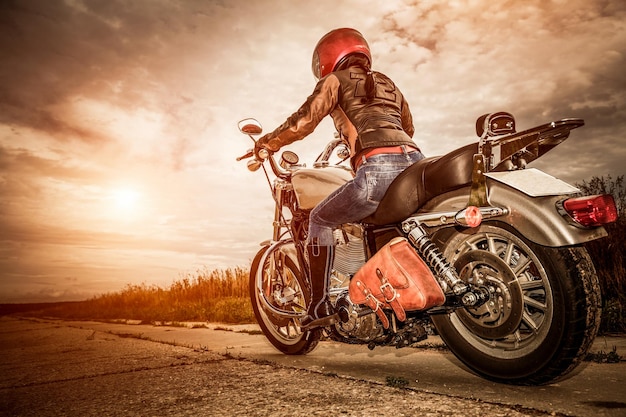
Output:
[361,155,367,166]
[401,144,407,154]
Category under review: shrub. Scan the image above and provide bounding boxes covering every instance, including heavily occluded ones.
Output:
[577,175,626,334]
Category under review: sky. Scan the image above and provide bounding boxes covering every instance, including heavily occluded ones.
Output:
[1,0,625,303]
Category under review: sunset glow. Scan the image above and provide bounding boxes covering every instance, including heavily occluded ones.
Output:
[1,0,624,302]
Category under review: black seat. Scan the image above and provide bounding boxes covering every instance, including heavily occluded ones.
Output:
[363,142,478,225]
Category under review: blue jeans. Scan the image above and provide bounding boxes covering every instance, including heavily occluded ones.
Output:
[309,150,425,246]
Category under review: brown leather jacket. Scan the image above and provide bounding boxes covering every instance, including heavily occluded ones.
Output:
[257,64,416,165]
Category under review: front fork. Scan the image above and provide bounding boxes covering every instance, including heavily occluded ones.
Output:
[401,219,490,308]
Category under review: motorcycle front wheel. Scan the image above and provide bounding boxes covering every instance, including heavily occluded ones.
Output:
[431,222,601,385]
[249,242,320,355]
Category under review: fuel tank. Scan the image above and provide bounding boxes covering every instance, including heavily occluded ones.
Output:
[291,167,353,210]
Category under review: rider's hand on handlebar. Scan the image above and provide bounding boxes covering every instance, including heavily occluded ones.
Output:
[255,134,280,157]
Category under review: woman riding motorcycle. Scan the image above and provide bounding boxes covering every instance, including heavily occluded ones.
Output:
[255,28,424,328]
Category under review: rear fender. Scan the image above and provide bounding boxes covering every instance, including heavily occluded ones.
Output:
[418,177,607,247]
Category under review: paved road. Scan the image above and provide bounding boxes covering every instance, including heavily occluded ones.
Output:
[1,316,625,417]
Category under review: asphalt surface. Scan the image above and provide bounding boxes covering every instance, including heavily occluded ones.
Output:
[1,316,625,417]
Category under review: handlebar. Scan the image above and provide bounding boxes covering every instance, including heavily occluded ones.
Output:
[235,147,283,175]
[236,117,348,179]
[236,150,254,161]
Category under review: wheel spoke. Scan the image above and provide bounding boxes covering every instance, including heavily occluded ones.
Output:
[513,257,532,276]
[523,295,547,312]
[287,320,298,337]
[519,279,544,291]
[521,310,540,333]
[503,241,515,264]
[292,300,306,311]
[486,235,498,254]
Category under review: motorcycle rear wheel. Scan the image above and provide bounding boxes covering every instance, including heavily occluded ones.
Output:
[249,243,320,355]
[432,222,601,385]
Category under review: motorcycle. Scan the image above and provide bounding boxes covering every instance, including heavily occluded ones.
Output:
[236,111,617,385]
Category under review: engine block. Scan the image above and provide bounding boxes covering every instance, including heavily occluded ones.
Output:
[331,224,367,276]
[334,291,385,342]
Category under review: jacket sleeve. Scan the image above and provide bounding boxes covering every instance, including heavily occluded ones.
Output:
[400,95,415,138]
[257,75,340,151]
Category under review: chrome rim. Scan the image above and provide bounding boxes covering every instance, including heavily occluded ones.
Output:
[444,225,554,359]
[255,243,307,345]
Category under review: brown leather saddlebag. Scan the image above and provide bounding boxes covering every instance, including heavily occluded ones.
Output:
[349,237,445,329]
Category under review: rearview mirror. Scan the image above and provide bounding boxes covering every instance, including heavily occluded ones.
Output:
[238,118,263,135]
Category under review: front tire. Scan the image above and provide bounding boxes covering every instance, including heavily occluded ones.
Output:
[432,223,601,385]
[249,242,320,355]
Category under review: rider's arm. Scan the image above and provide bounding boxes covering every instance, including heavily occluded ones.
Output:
[256,75,340,151]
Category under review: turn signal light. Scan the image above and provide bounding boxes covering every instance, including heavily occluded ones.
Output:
[562,194,618,227]
[464,206,483,228]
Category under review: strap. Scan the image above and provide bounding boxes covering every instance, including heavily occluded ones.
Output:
[354,281,390,329]
[377,269,407,322]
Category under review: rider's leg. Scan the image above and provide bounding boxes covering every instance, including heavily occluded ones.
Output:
[299,240,337,328]
[300,151,424,329]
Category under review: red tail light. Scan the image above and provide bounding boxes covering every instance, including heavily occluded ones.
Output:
[561,194,618,227]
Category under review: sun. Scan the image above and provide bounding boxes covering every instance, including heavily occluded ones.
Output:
[112,188,140,211]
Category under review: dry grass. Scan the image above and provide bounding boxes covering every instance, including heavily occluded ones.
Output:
[33,267,255,324]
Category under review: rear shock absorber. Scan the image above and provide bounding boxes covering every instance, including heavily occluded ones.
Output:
[402,220,485,307]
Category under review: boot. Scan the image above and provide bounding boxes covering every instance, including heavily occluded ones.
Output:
[299,244,338,329]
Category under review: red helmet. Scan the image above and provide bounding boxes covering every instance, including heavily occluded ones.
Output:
[312,28,371,80]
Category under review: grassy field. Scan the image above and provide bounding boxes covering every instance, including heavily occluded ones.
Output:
[21,267,256,324]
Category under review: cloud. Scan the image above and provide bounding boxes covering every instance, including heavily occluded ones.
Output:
[366,0,626,181]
